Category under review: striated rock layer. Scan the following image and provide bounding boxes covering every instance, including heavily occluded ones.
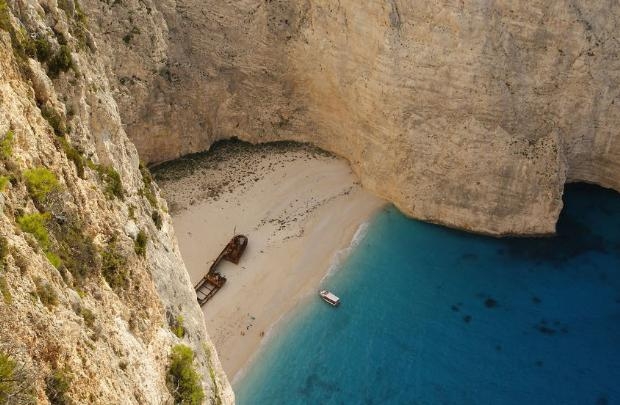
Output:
[0,0,232,402]
[88,0,619,235]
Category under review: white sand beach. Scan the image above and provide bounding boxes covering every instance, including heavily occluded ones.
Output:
[155,142,384,381]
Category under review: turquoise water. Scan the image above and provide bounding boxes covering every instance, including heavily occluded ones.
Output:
[235,184,620,405]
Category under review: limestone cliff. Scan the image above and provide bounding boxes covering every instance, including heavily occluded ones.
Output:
[88,0,619,236]
[0,0,232,403]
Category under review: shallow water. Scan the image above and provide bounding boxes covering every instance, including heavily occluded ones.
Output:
[235,184,620,405]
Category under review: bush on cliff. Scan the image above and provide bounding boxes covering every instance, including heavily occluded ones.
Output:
[87,161,124,200]
[101,241,128,291]
[0,0,10,32]
[0,130,14,160]
[45,368,72,405]
[0,349,35,404]
[167,345,204,405]
[47,45,73,78]
[134,230,147,257]
[17,213,51,250]
[23,167,59,204]
[59,137,85,178]
[41,106,66,136]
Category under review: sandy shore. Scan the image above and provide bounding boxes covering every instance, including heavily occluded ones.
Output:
[154,141,384,381]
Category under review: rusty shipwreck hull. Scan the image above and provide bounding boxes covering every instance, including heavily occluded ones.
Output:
[194,235,248,306]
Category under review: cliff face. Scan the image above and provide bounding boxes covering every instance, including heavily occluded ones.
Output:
[91,0,619,235]
[0,0,232,402]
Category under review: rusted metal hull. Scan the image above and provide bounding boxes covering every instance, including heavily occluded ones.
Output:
[194,235,248,306]
[216,234,248,266]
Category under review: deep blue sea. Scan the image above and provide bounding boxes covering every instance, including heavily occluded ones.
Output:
[235,184,620,405]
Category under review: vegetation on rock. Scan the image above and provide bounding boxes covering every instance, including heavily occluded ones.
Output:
[204,346,222,405]
[0,0,10,32]
[41,106,67,136]
[0,175,9,192]
[45,251,62,269]
[101,240,128,291]
[45,369,72,405]
[167,345,204,405]
[47,45,74,78]
[134,230,147,257]
[0,276,11,304]
[171,315,185,339]
[35,279,59,308]
[34,36,53,63]
[17,213,51,250]
[50,219,97,282]
[139,162,157,207]
[23,167,60,204]
[0,349,35,404]
[0,130,13,160]
[59,137,85,178]
[79,306,95,328]
[88,162,123,200]
[152,210,163,229]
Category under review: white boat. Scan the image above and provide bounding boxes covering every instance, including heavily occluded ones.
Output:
[319,290,340,306]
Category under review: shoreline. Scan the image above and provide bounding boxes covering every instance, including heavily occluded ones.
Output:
[154,142,385,380]
[231,217,373,387]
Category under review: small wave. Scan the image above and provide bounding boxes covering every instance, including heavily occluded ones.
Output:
[321,221,370,283]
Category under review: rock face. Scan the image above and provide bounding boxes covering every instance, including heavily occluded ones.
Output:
[0,1,232,403]
[88,0,619,235]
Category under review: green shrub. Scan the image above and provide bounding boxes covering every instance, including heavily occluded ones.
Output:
[29,211,98,283]
[17,213,50,250]
[0,276,11,304]
[48,45,73,78]
[203,345,222,405]
[171,315,185,338]
[0,0,10,32]
[139,187,157,208]
[139,162,157,207]
[41,106,66,136]
[35,279,58,308]
[0,176,8,192]
[101,242,128,290]
[92,164,123,199]
[46,251,62,269]
[45,369,71,405]
[152,210,163,229]
[35,36,52,62]
[0,130,13,160]
[103,167,123,199]
[79,306,95,328]
[0,352,16,395]
[167,345,204,405]
[0,349,36,405]
[0,349,35,404]
[44,216,98,283]
[1,13,35,76]
[24,167,59,203]
[0,237,8,263]
[128,204,136,220]
[60,137,85,178]
[134,230,147,257]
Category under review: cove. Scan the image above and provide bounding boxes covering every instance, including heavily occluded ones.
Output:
[235,183,620,405]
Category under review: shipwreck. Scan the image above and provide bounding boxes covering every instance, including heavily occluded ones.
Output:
[194,234,248,306]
